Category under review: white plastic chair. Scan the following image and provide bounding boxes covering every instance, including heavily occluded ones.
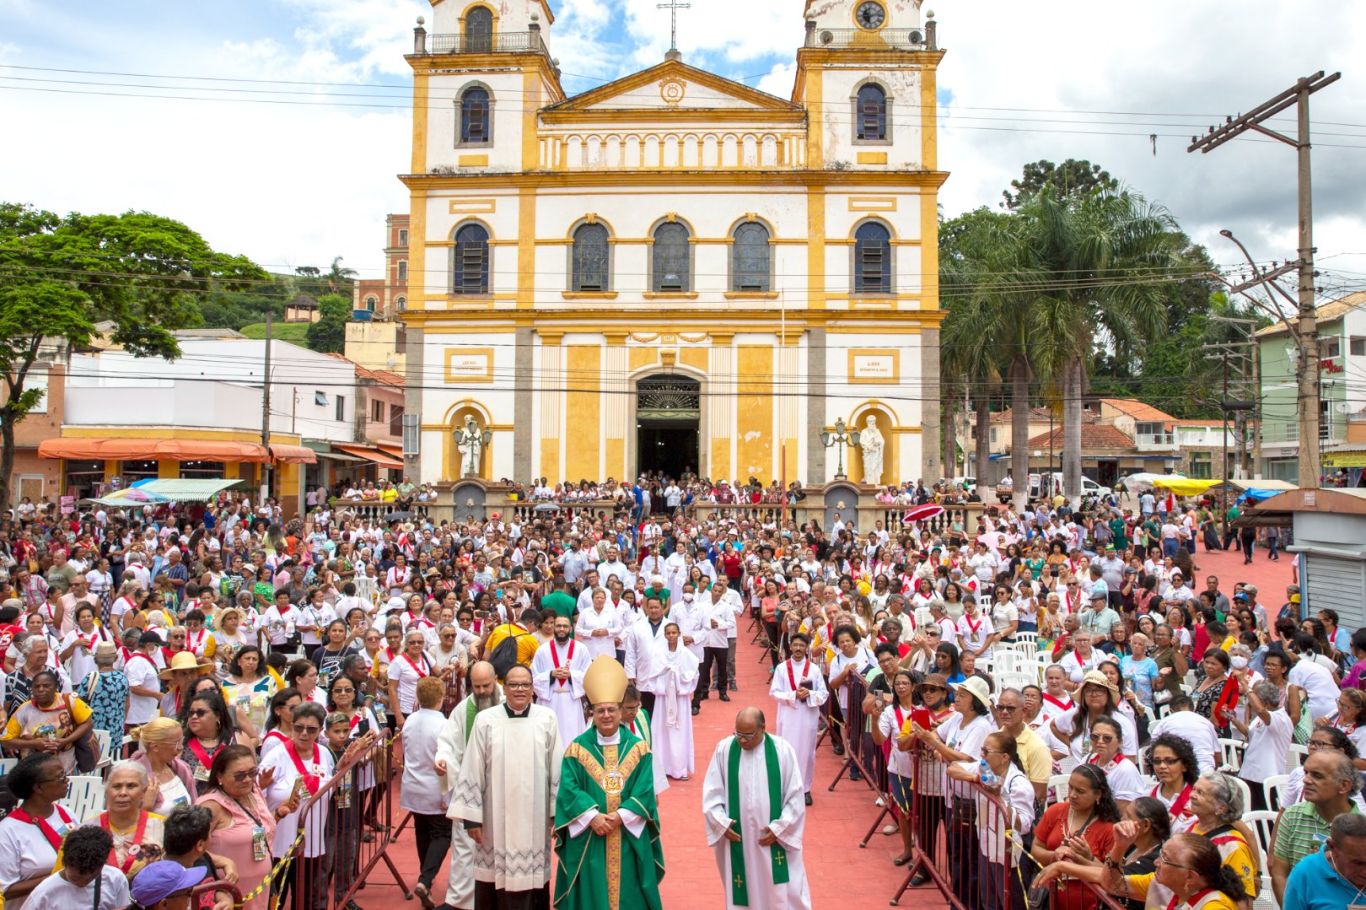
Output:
[1047,773,1070,803]
[999,671,1036,694]
[93,729,115,770]
[1139,774,1157,794]
[60,775,105,823]
[1217,737,1246,772]
[993,650,1027,675]
[1244,810,1278,859]
[1252,873,1279,910]
[1287,744,1308,768]
[1262,774,1288,810]
[0,757,16,777]
[1224,775,1253,817]
[1013,631,1039,650]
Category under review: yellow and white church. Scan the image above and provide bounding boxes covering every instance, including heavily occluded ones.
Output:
[400,0,946,486]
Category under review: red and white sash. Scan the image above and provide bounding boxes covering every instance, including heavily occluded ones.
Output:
[550,641,576,687]
[786,659,811,691]
[402,653,430,678]
[10,804,73,852]
[284,739,323,796]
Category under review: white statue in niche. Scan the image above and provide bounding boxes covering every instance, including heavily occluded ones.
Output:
[860,415,885,485]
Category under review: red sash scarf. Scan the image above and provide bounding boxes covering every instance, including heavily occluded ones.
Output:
[264,730,290,752]
[786,659,811,691]
[187,738,222,773]
[1153,782,1195,819]
[1167,889,1214,910]
[402,654,429,678]
[551,641,576,687]
[349,710,365,732]
[285,739,323,796]
[1042,693,1073,713]
[964,616,982,636]
[98,810,149,873]
[10,805,73,852]
[187,629,207,654]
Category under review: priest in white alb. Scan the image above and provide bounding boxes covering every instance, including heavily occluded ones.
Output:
[703,707,812,910]
[641,621,699,781]
[435,660,502,910]
[449,664,562,910]
[767,632,828,804]
[531,616,590,746]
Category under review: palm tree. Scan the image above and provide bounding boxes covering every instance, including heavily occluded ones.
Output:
[324,256,358,296]
[1017,188,1181,504]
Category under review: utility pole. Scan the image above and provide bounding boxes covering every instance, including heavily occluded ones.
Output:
[1189,71,1339,489]
[261,313,273,506]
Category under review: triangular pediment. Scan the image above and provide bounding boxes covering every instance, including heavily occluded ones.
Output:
[543,59,801,116]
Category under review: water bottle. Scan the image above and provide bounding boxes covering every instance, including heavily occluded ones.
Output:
[979,758,998,788]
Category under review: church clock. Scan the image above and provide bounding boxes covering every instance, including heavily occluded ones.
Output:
[855,1,885,29]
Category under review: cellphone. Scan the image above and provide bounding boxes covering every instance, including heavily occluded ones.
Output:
[292,777,309,801]
[911,707,934,730]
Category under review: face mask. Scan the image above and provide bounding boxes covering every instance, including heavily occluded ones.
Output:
[1230,656,1249,670]
[682,593,694,602]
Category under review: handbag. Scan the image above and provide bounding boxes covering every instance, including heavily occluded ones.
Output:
[72,683,101,773]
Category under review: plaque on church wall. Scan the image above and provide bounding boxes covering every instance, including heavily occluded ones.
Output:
[444,348,494,383]
[848,349,899,384]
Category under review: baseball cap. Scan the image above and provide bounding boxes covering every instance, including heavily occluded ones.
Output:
[129,861,208,905]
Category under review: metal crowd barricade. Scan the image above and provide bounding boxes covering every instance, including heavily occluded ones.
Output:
[891,750,1022,909]
[827,671,876,793]
[284,733,412,910]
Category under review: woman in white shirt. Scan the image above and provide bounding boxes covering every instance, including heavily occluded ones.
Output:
[0,753,76,910]
[1231,680,1294,811]
[1083,716,1145,807]
[827,625,876,759]
[947,730,1036,910]
[261,702,339,910]
[386,629,433,728]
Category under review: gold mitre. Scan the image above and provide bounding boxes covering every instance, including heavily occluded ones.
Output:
[583,655,628,706]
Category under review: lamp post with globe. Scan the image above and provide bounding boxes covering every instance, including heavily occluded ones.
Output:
[820,418,861,481]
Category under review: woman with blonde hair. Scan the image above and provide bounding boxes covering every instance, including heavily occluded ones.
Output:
[128,717,197,815]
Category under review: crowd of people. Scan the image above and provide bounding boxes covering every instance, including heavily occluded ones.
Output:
[0,469,1362,910]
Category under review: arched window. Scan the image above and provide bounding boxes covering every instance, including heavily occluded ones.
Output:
[364,296,378,312]
[856,84,887,141]
[397,260,408,283]
[465,7,493,53]
[732,222,771,292]
[395,296,407,311]
[652,222,690,292]
[571,223,610,292]
[460,87,490,144]
[854,222,892,293]
[452,224,490,294]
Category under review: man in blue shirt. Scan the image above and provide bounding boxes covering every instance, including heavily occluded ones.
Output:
[1282,813,1366,910]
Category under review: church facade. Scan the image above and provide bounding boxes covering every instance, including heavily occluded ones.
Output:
[400,0,946,487]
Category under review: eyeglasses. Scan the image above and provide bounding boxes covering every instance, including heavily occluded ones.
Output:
[1092,734,1117,743]
[1307,740,1334,751]
[294,724,322,735]
[1151,757,1182,766]
[996,705,1020,713]
[734,729,762,740]
[189,709,212,718]
[1155,854,1191,871]
[505,682,532,690]
[230,768,259,783]
[38,772,69,786]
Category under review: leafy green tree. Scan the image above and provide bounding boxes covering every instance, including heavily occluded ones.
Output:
[0,203,265,513]
[305,294,351,353]
[1003,159,1118,210]
[1014,187,1182,502]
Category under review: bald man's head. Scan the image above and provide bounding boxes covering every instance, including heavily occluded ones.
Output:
[735,707,767,751]
[470,660,500,708]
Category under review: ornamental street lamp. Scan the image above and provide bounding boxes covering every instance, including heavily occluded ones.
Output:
[456,415,493,477]
[820,418,861,481]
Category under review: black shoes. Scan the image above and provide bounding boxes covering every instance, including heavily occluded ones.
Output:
[804,792,813,806]
[719,694,731,702]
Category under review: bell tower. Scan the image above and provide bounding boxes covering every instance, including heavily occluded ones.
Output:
[795,0,940,171]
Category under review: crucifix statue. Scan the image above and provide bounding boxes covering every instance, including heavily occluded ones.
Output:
[657,0,690,51]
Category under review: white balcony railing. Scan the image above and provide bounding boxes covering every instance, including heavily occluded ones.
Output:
[1135,432,1177,450]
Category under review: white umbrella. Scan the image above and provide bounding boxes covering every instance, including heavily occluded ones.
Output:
[1118,472,1187,492]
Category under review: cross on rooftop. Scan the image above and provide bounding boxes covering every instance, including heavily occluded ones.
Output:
[657,0,690,52]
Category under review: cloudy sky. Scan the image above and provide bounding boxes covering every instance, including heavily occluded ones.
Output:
[3,0,1366,299]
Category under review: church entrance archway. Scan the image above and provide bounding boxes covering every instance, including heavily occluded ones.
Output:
[635,374,699,480]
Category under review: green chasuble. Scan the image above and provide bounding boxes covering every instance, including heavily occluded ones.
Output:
[554,726,665,910]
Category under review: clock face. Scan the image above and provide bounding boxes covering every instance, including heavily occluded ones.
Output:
[855,1,885,29]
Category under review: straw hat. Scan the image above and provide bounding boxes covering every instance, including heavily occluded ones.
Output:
[956,676,992,713]
[160,650,215,680]
[1079,669,1119,701]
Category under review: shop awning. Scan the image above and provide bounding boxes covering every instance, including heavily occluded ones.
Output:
[332,443,404,470]
[38,438,316,465]
[131,479,245,501]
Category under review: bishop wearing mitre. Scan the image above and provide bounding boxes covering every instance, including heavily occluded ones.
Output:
[553,655,665,910]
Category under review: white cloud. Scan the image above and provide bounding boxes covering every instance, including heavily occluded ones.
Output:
[4,0,1366,294]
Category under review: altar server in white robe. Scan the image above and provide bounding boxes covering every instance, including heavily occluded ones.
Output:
[767,632,828,801]
[703,708,812,910]
[449,664,563,910]
[435,661,502,910]
[531,617,590,746]
[642,621,699,781]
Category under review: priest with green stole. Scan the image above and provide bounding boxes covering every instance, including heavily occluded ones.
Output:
[554,656,665,910]
[702,707,812,910]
